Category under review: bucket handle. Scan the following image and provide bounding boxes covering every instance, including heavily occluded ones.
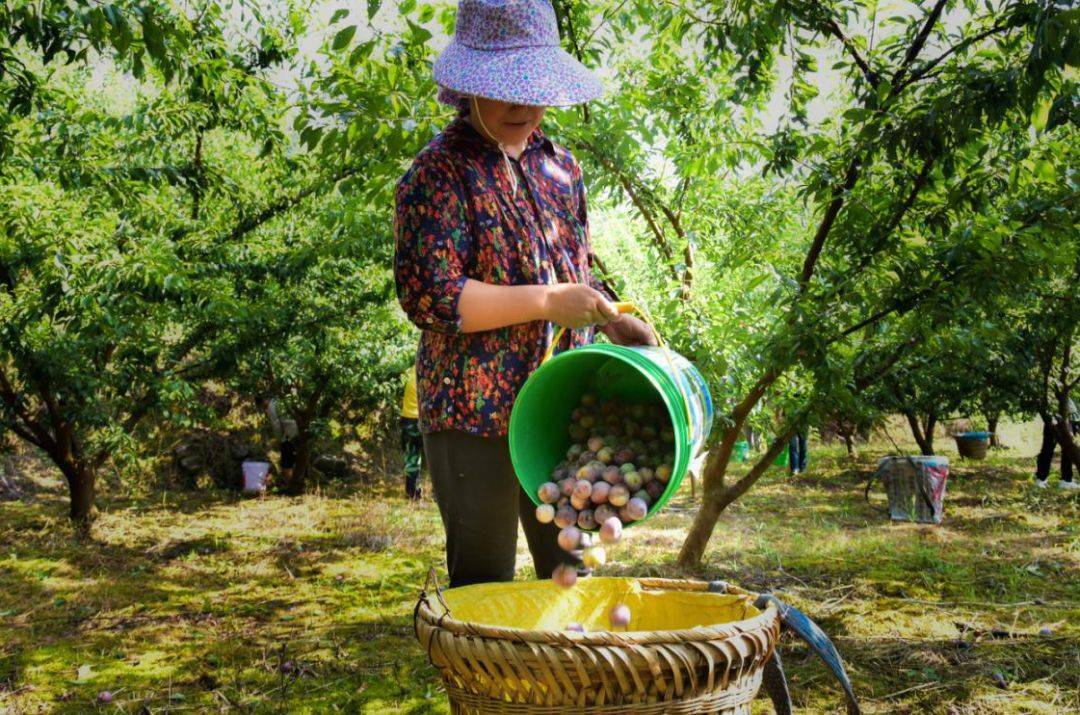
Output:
[541,302,659,364]
[542,301,694,437]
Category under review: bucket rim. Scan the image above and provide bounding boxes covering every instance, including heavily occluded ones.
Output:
[509,343,699,525]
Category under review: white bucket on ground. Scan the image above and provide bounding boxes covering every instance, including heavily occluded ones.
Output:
[242,461,271,493]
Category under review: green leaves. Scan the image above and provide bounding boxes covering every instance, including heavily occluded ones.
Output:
[332,25,357,51]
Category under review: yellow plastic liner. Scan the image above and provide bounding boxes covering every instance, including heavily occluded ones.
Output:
[441,576,760,632]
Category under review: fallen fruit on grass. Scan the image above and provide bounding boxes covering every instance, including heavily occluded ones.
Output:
[558,526,582,552]
[599,516,623,545]
[97,691,114,704]
[609,603,631,628]
[552,563,578,588]
[583,544,607,569]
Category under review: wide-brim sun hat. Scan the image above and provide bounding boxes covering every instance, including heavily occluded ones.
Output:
[434,0,603,109]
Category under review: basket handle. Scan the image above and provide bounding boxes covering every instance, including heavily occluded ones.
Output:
[420,566,450,616]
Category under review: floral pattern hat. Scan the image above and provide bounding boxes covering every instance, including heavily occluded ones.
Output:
[434,0,603,110]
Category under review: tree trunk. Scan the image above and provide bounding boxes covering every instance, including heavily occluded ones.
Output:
[904,411,932,455]
[283,429,311,496]
[58,459,95,533]
[986,413,1001,448]
[842,429,858,458]
[678,427,793,569]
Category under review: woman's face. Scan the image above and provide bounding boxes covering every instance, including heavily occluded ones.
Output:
[471,97,546,147]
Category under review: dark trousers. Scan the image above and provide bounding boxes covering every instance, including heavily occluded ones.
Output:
[424,430,576,588]
[789,432,808,473]
[400,417,423,498]
[1036,420,1074,483]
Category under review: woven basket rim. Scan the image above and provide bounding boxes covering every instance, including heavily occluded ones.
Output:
[416,576,779,647]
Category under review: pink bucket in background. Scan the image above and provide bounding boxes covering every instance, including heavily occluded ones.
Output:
[242,461,270,493]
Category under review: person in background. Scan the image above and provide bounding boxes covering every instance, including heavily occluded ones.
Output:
[263,397,299,488]
[400,366,424,499]
[394,0,656,588]
[789,429,809,476]
[1035,398,1079,491]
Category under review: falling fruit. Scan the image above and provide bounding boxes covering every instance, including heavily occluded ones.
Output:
[609,603,631,628]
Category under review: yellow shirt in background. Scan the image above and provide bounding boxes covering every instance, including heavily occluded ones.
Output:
[401,367,419,419]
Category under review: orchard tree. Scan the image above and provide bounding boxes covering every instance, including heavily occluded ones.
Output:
[199,202,414,494]
[0,1,313,528]
[542,0,1077,567]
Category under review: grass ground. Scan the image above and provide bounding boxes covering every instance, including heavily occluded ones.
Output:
[1,439,1077,714]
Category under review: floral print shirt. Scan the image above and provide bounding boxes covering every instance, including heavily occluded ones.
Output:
[394,117,608,437]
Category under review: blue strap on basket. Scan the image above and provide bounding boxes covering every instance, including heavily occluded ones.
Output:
[707,581,859,713]
[754,593,861,715]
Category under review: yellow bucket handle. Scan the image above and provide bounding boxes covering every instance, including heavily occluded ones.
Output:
[540,301,693,434]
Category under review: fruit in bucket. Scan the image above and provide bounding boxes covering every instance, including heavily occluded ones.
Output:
[625,497,648,521]
[535,503,555,524]
[554,506,577,529]
[594,504,617,525]
[608,484,630,507]
[537,482,560,504]
[537,391,674,531]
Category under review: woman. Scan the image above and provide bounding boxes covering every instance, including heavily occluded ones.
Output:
[394,0,655,588]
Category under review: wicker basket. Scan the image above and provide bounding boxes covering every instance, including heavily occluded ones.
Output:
[414,574,780,714]
[954,432,989,460]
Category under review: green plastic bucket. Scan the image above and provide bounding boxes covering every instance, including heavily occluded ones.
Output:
[510,344,713,526]
[774,445,789,467]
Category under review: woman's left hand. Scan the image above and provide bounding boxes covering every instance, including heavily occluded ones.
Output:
[601,315,658,347]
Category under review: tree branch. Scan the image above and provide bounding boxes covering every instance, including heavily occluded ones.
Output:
[900,19,1013,90]
[891,0,950,89]
[812,0,878,88]
[577,141,681,281]
[215,164,364,246]
[799,157,861,290]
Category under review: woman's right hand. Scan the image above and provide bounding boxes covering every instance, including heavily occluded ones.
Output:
[543,284,620,329]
